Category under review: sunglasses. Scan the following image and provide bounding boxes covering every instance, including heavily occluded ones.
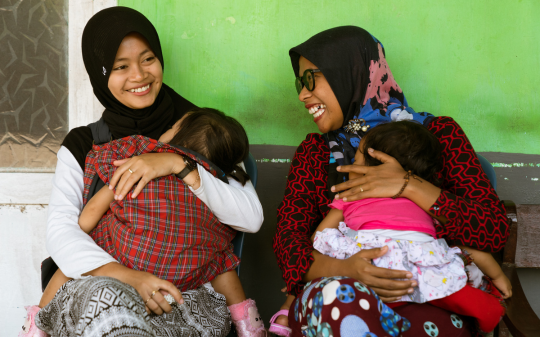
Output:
[295,69,321,94]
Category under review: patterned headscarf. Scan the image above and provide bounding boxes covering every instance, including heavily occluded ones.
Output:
[290,26,434,197]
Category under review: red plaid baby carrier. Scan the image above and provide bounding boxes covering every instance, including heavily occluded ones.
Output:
[83,135,239,291]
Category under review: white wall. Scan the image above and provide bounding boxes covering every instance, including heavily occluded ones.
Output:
[1,205,50,336]
[1,1,116,335]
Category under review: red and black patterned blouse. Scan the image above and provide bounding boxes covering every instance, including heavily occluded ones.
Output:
[273,117,509,296]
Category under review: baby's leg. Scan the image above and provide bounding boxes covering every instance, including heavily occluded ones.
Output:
[210,270,246,306]
[39,269,71,308]
[211,270,265,336]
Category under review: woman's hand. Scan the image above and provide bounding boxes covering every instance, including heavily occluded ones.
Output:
[332,148,442,214]
[342,247,417,302]
[126,268,184,315]
[109,153,185,200]
[84,262,183,315]
[331,148,407,202]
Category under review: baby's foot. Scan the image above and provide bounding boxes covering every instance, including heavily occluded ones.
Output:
[275,313,288,328]
[229,299,267,337]
[19,306,49,337]
[269,309,291,337]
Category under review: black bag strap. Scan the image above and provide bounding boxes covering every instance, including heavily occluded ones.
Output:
[87,117,112,145]
[86,118,110,201]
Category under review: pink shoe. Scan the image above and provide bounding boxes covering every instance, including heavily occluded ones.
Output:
[268,310,292,337]
[229,299,267,337]
[19,306,49,337]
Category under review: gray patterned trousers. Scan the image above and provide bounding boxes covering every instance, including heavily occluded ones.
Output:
[35,276,231,337]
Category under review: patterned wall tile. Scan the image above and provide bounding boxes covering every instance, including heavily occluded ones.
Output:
[0,0,68,172]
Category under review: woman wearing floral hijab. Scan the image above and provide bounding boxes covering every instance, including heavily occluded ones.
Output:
[273,26,508,336]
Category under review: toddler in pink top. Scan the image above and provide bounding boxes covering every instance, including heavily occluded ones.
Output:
[270,121,511,336]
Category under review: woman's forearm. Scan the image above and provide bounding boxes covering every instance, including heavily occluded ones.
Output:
[82,261,133,281]
[191,164,264,233]
[401,177,447,223]
[302,251,347,282]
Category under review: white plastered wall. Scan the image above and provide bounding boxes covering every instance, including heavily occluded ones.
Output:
[0,1,116,335]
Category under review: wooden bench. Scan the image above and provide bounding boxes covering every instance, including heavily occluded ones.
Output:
[496,201,540,336]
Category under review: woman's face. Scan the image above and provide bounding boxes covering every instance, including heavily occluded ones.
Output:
[108,33,163,109]
[298,56,343,133]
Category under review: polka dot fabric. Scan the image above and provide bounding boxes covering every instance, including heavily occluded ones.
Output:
[289,277,474,337]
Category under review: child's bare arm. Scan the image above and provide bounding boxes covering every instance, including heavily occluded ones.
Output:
[79,185,115,233]
[457,245,512,298]
[311,208,344,241]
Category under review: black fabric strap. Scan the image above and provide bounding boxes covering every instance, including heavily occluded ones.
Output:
[88,117,112,145]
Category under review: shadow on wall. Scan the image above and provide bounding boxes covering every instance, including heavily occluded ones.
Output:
[241,145,540,323]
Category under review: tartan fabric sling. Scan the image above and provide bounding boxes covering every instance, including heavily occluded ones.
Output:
[83,135,239,291]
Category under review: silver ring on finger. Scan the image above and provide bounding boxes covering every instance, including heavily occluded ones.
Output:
[128,168,134,174]
[360,186,364,192]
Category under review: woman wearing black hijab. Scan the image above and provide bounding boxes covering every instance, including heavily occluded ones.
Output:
[35,7,262,336]
[273,26,508,336]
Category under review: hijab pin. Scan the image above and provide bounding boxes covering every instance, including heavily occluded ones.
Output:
[344,118,370,133]
[102,67,107,76]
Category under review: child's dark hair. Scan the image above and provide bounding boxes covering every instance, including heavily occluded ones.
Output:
[169,108,250,185]
[360,121,442,184]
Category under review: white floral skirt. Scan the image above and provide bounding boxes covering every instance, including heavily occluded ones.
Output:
[313,223,468,303]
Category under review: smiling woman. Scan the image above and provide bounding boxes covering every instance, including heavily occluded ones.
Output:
[108,33,163,109]
[273,26,509,337]
[25,6,264,337]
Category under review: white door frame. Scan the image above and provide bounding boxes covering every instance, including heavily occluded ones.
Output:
[0,0,117,205]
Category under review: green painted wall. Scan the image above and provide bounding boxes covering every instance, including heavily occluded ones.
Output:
[119,0,540,154]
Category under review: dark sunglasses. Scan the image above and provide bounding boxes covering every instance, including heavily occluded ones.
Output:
[295,69,321,94]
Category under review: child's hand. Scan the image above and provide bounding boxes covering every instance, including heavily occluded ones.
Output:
[492,274,512,299]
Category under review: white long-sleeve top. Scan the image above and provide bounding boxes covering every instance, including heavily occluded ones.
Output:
[47,146,264,279]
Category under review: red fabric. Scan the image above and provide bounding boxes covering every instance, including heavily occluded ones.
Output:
[273,116,509,297]
[83,135,239,291]
[430,285,505,333]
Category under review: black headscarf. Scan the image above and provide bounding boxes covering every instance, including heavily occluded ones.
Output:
[290,26,433,197]
[63,6,196,168]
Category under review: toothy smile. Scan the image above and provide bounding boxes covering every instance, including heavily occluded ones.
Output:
[309,104,326,119]
[127,84,151,93]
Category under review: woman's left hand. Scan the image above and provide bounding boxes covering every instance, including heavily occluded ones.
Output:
[109,153,185,200]
[331,148,407,202]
